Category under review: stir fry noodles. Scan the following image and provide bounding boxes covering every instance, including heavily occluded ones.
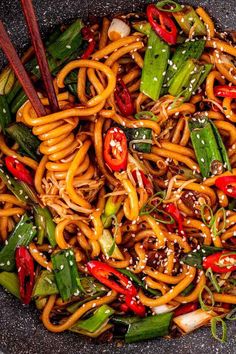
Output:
[1,1,236,343]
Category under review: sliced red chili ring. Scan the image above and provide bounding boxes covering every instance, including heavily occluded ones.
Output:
[165,203,185,236]
[15,246,35,305]
[87,261,137,296]
[132,169,153,195]
[214,85,236,98]
[215,176,236,198]
[125,295,146,317]
[203,250,236,273]
[147,4,177,45]
[81,27,96,59]
[5,156,33,185]
[174,302,198,317]
[104,127,128,172]
[114,76,134,117]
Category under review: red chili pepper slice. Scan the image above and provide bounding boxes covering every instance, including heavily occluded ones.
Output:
[165,203,185,236]
[132,169,153,195]
[214,85,236,98]
[146,4,177,45]
[203,250,236,273]
[15,246,35,305]
[125,295,146,317]
[5,156,33,185]
[174,302,198,317]
[114,76,134,117]
[215,176,236,198]
[104,127,128,172]
[81,27,95,59]
[87,261,137,296]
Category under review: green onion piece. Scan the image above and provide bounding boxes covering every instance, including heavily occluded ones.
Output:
[33,270,59,297]
[98,228,123,259]
[47,19,83,60]
[226,307,236,321]
[199,285,215,311]
[71,304,115,333]
[6,122,41,160]
[0,67,15,95]
[182,245,224,269]
[180,283,195,296]
[125,312,173,343]
[0,95,12,133]
[200,204,215,228]
[205,268,221,293]
[0,165,38,204]
[132,21,151,35]
[189,116,231,178]
[135,111,158,121]
[34,205,56,247]
[141,29,170,101]
[112,316,140,326]
[124,127,152,153]
[173,5,207,36]
[0,214,37,271]
[211,208,226,238]
[210,317,227,343]
[165,39,205,87]
[210,120,231,172]
[118,268,161,296]
[51,249,81,301]
[10,90,28,115]
[67,291,107,313]
[101,195,122,228]
[156,0,182,12]
[0,271,20,298]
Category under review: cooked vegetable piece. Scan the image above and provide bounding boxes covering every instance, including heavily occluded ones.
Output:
[189,116,231,177]
[173,5,207,36]
[34,205,56,247]
[0,271,20,298]
[146,4,177,45]
[33,270,59,297]
[0,214,37,272]
[141,29,170,101]
[47,19,83,59]
[15,246,34,305]
[51,249,81,301]
[0,95,12,132]
[6,122,40,160]
[125,312,173,343]
[165,39,206,87]
[98,229,124,260]
[0,165,38,203]
[124,127,152,153]
[71,305,114,333]
[182,245,223,269]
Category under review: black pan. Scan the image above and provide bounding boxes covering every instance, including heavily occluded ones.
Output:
[0,1,236,353]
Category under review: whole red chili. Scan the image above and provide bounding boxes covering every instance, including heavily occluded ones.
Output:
[81,26,95,59]
[104,127,128,172]
[87,261,137,296]
[165,203,185,236]
[15,246,35,305]
[5,156,33,185]
[146,4,177,45]
[125,295,146,317]
[214,85,236,98]
[174,302,198,317]
[215,176,236,198]
[203,250,236,273]
[132,169,153,195]
[114,76,134,117]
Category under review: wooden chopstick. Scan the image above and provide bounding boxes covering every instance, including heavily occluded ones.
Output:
[0,21,46,117]
[20,0,59,113]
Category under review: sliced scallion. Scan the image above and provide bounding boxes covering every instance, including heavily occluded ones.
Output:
[210,317,227,343]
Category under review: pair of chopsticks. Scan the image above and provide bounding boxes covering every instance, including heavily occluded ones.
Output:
[0,0,59,116]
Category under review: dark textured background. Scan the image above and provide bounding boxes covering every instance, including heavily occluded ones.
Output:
[0,0,236,353]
